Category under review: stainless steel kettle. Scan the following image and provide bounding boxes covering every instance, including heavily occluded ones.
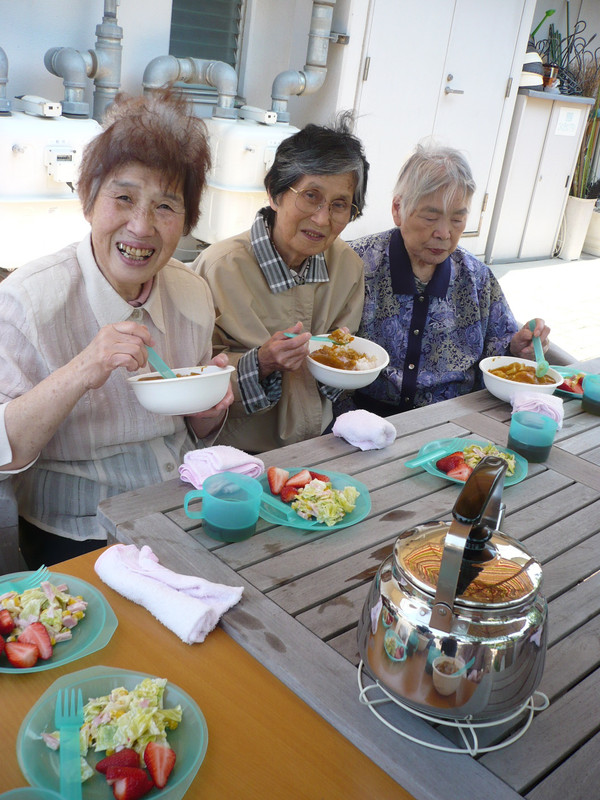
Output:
[357,456,547,721]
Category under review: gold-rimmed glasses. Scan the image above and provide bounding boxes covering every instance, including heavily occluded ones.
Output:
[288,186,359,223]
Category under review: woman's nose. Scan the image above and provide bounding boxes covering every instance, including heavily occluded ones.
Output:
[128,204,155,235]
[310,203,332,225]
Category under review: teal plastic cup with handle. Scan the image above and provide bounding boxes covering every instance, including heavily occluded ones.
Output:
[184,471,263,542]
[582,374,600,416]
[507,410,557,463]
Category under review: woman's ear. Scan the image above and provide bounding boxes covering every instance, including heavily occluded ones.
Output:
[391,196,402,227]
[267,190,278,213]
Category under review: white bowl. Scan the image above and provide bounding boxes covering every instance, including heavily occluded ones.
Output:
[479,356,562,403]
[432,656,465,696]
[306,335,389,390]
[128,364,234,415]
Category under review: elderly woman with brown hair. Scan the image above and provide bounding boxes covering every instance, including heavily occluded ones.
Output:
[0,91,232,568]
[194,117,369,453]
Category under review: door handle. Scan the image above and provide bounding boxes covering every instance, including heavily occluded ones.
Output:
[445,86,464,94]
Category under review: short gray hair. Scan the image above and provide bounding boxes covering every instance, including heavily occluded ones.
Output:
[393,143,476,219]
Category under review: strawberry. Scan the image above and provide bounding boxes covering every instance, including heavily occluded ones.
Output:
[0,608,15,635]
[280,485,299,503]
[284,469,313,489]
[18,621,53,660]
[0,636,4,656]
[309,471,331,483]
[435,452,465,473]
[447,463,474,482]
[5,640,39,668]
[96,748,140,773]
[267,466,289,495]
[144,741,176,789]
[106,766,153,800]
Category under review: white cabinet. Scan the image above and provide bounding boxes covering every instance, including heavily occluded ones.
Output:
[485,89,594,263]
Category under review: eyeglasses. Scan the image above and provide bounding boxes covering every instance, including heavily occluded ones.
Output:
[288,186,359,223]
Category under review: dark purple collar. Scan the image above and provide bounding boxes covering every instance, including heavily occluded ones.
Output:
[389,227,451,297]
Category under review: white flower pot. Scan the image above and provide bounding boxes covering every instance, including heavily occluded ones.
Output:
[583,207,600,256]
[559,196,596,261]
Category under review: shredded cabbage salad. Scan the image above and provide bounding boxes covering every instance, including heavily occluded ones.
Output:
[463,443,516,476]
[292,478,359,526]
[42,677,182,782]
[0,581,87,644]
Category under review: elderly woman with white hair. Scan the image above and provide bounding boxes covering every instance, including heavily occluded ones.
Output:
[344,143,550,416]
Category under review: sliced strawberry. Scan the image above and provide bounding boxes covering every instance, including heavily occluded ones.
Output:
[106,766,153,800]
[309,471,331,483]
[447,463,473,482]
[435,452,465,473]
[280,485,299,503]
[0,608,15,636]
[267,466,289,495]
[0,636,5,657]
[96,748,140,773]
[144,741,177,789]
[18,621,53,660]
[5,640,39,668]
[284,469,312,489]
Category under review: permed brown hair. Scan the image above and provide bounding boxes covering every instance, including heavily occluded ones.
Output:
[77,90,211,235]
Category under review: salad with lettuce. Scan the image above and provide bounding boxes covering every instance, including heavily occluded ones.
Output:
[463,442,516,476]
[42,677,182,781]
[291,478,359,526]
[1,581,87,643]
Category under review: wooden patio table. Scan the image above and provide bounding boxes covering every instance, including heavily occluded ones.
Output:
[2,547,408,798]
[95,358,600,800]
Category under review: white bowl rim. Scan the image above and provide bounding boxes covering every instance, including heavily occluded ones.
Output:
[307,336,390,375]
[127,364,235,384]
[479,356,561,387]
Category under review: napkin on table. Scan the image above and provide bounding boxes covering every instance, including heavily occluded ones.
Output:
[179,445,265,489]
[511,392,564,429]
[332,409,397,451]
[94,544,243,644]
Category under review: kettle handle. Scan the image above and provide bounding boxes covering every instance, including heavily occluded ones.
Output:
[430,456,508,633]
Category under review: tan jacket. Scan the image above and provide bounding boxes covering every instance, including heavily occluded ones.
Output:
[193,231,364,453]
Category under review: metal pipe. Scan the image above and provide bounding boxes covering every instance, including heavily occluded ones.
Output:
[270,0,336,122]
[91,0,123,122]
[0,46,11,114]
[43,47,90,117]
[143,56,239,118]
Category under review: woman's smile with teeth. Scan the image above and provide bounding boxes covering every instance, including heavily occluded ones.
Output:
[117,242,154,260]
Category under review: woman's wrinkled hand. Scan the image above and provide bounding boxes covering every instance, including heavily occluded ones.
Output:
[257,321,311,379]
[185,352,234,436]
[73,321,154,390]
[509,318,551,359]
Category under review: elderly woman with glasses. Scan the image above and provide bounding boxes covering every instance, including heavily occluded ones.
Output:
[339,143,550,418]
[193,117,369,453]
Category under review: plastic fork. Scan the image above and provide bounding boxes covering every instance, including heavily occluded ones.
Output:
[55,688,84,800]
[528,319,549,378]
[3,564,49,594]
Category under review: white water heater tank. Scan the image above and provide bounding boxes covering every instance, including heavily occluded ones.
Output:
[0,111,102,270]
[193,116,299,245]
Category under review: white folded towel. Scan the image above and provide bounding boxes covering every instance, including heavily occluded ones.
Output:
[332,409,397,451]
[94,544,243,644]
[179,445,265,489]
[511,392,564,429]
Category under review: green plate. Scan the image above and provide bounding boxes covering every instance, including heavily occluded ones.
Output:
[259,469,371,531]
[551,366,588,400]
[0,572,117,674]
[405,437,528,486]
[16,666,207,800]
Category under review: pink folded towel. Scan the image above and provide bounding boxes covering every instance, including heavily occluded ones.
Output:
[511,392,564,429]
[94,544,243,644]
[332,409,397,451]
[179,445,265,489]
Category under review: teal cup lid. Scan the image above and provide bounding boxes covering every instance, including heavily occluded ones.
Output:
[184,471,263,530]
[509,411,557,447]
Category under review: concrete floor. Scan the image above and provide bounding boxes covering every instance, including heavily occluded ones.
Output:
[491,253,600,364]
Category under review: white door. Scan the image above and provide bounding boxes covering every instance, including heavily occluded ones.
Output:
[347,0,533,257]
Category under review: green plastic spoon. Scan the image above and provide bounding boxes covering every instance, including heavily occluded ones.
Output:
[528,320,549,378]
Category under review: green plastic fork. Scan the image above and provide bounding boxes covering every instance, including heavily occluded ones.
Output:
[3,564,49,594]
[55,688,84,800]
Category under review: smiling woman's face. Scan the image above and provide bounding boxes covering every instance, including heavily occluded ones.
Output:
[86,163,186,301]
[393,187,470,272]
[269,172,356,269]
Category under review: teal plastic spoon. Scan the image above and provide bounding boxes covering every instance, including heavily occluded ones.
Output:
[283,332,335,343]
[528,320,549,378]
[146,345,177,379]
